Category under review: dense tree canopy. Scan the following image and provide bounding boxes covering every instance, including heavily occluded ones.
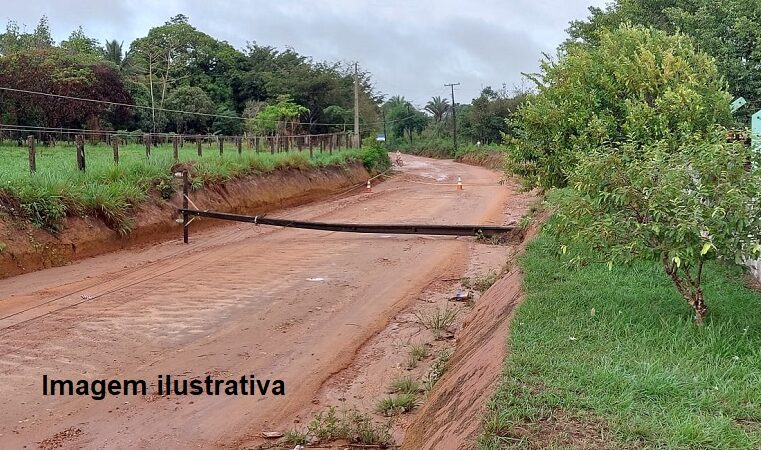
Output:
[0,47,132,129]
[0,15,381,136]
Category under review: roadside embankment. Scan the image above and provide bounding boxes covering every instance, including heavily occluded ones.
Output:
[0,162,370,279]
[401,213,545,450]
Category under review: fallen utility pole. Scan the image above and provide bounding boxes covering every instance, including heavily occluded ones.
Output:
[178,208,516,243]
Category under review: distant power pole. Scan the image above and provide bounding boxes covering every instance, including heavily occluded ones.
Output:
[382,109,387,144]
[444,82,460,152]
[354,62,360,148]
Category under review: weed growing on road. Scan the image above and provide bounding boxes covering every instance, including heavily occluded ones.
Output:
[407,343,430,369]
[462,271,500,293]
[282,429,309,445]
[423,348,452,392]
[297,406,394,447]
[376,393,418,416]
[389,375,421,395]
[415,307,458,340]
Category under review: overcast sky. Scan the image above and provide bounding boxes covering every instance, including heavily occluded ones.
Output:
[2,0,606,106]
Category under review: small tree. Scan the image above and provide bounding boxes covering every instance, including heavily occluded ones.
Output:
[553,141,761,323]
[507,25,732,189]
[508,24,761,323]
[251,95,308,135]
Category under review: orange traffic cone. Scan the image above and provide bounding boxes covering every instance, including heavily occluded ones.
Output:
[457,177,463,191]
[366,180,372,193]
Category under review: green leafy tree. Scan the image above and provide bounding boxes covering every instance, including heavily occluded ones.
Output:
[163,85,214,133]
[0,16,54,55]
[384,99,428,144]
[252,95,308,135]
[513,25,761,323]
[568,0,761,122]
[507,25,732,189]
[60,26,101,61]
[460,85,525,144]
[554,141,761,324]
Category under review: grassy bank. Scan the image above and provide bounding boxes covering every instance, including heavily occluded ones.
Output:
[0,143,389,234]
[389,138,506,160]
[480,207,761,448]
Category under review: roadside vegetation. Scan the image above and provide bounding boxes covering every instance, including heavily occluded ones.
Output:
[480,209,761,449]
[483,3,761,448]
[282,406,394,448]
[0,143,389,234]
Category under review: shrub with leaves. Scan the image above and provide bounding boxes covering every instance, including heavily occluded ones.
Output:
[506,24,732,189]
[552,141,761,323]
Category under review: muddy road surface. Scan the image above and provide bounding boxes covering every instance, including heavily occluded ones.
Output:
[0,155,517,449]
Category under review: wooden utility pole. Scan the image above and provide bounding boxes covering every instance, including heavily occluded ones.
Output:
[382,110,387,143]
[406,104,413,145]
[445,82,460,152]
[354,62,360,148]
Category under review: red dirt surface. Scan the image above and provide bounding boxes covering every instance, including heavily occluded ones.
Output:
[0,155,525,449]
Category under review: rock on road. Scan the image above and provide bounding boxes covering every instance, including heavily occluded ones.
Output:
[0,155,516,449]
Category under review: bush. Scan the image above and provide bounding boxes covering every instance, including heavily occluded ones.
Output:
[507,24,732,189]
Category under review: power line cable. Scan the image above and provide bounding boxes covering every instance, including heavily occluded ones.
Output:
[0,86,419,128]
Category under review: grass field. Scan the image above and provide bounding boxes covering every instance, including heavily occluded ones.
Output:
[479,200,761,449]
[0,142,388,234]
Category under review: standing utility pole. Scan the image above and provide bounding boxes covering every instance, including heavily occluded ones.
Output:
[382,109,387,143]
[444,82,460,152]
[354,62,360,148]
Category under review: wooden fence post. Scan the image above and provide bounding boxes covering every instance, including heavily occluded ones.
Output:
[172,135,179,161]
[196,136,202,156]
[236,136,242,155]
[143,133,151,157]
[27,135,36,173]
[320,136,324,154]
[269,136,275,154]
[255,136,260,153]
[218,136,224,155]
[308,135,313,159]
[75,134,86,171]
[112,136,119,164]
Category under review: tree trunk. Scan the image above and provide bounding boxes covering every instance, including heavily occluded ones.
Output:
[662,256,708,324]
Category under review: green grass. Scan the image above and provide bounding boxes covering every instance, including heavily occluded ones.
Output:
[407,343,430,369]
[415,306,459,340]
[479,225,761,449]
[376,393,418,416]
[299,406,394,447]
[389,375,421,396]
[0,142,389,233]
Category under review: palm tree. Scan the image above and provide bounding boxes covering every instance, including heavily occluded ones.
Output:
[425,96,450,123]
[102,39,133,74]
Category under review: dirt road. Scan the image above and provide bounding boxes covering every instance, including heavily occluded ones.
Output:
[0,155,516,449]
